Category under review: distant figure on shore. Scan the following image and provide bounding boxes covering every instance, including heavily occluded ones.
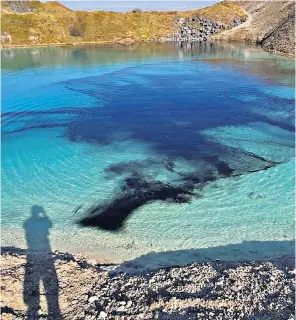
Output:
[23,205,61,319]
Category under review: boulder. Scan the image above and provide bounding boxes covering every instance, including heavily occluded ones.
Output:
[1,32,12,45]
[28,35,40,42]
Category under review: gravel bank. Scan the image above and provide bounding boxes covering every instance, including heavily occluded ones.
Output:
[1,248,295,320]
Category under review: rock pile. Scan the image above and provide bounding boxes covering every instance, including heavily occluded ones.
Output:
[1,249,295,320]
[170,16,246,42]
[5,0,35,13]
[78,257,295,320]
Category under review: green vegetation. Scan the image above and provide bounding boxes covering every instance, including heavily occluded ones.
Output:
[1,0,246,46]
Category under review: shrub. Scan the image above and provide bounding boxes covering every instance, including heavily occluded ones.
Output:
[69,17,86,37]
[131,8,142,13]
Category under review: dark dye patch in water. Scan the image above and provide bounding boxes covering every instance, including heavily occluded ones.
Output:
[78,148,284,231]
[104,159,158,178]
[79,173,197,231]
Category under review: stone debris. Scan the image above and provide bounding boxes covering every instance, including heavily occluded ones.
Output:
[1,250,294,320]
[164,16,246,43]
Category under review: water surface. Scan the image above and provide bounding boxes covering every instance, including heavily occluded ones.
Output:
[2,42,295,264]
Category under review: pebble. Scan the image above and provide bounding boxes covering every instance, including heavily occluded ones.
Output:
[126,300,132,308]
[99,311,107,319]
[249,192,264,200]
[108,270,117,277]
[88,296,98,303]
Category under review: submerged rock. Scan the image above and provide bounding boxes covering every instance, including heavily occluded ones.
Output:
[249,192,264,200]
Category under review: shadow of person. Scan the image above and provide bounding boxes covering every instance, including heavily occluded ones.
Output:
[23,205,61,319]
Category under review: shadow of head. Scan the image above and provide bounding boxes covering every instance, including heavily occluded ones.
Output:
[31,205,45,218]
[24,205,53,251]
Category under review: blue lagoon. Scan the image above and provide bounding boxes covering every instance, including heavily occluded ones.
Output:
[1,42,295,266]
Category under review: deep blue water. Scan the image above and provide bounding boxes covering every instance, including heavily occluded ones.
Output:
[1,42,295,262]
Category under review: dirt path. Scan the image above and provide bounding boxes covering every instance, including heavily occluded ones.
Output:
[212,10,252,40]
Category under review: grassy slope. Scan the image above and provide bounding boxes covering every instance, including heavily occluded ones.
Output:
[1,1,246,46]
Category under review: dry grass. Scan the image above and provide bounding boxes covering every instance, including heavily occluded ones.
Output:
[195,1,246,23]
[1,0,247,46]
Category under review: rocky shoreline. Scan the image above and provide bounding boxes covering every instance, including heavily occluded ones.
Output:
[1,248,295,320]
[165,16,247,43]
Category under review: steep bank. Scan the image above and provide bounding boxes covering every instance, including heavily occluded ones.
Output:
[214,1,295,56]
[1,249,295,320]
[1,1,246,46]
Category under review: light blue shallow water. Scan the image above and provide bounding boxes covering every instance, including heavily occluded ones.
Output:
[1,42,295,264]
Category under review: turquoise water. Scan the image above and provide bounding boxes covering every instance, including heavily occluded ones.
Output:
[1,42,295,264]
